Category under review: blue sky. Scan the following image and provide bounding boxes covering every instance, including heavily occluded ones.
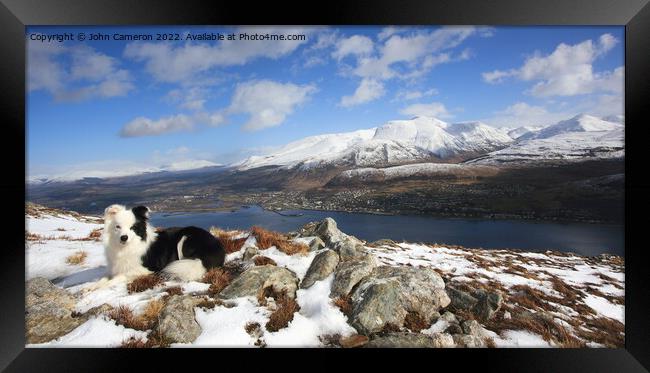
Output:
[26,26,624,179]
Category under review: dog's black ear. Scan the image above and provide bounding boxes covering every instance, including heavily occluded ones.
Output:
[132,205,150,220]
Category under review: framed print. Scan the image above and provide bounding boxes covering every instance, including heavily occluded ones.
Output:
[2,0,649,371]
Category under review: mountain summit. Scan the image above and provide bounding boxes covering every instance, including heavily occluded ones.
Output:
[237,116,513,170]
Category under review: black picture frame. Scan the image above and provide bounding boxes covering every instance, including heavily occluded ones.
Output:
[2,0,649,371]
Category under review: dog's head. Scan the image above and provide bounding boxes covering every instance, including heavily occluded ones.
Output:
[103,204,151,245]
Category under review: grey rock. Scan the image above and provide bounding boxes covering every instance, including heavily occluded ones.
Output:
[447,286,503,321]
[26,277,85,344]
[440,311,458,324]
[298,221,319,237]
[447,286,479,311]
[314,217,361,247]
[156,295,202,343]
[220,265,299,300]
[366,332,455,348]
[301,250,340,289]
[453,334,486,348]
[309,237,326,252]
[349,266,451,335]
[369,239,397,247]
[333,238,367,261]
[444,323,463,335]
[461,319,488,337]
[471,289,503,321]
[330,255,377,298]
[242,246,259,261]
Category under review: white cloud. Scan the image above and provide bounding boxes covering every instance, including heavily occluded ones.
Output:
[165,87,209,111]
[124,26,314,83]
[331,35,374,61]
[120,114,194,137]
[226,80,317,131]
[339,78,385,107]
[377,26,408,41]
[393,88,438,101]
[482,33,623,97]
[338,27,481,105]
[399,101,451,118]
[27,40,134,101]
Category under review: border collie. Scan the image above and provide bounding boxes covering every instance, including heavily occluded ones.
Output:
[95,204,225,287]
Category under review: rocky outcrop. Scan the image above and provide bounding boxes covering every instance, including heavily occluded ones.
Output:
[26,277,85,344]
[220,265,299,300]
[365,332,455,348]
[301,250,339,289]
[330,255,377,298]
[447,286,503,321]
[349,266,450,335]
[156,295,202,343]
[309,237,326,252]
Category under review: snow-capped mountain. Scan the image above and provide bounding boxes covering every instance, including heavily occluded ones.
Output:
[28,160,223,184]
[467,114,624,165]
[237,116,513,170]
[520,114,622,140]
[507,126,545,140]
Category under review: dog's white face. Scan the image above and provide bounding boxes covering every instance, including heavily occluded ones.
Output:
[103,204,151,247]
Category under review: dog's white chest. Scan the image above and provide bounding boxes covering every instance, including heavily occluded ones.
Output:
[105,242,151,279]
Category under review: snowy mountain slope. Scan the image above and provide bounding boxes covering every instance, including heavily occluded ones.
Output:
[237,116,514,170]
[520,114,622,141]
[29,160,223,185]
[330,162,500,184]
[466,125,624,165]
[507,126,545,140]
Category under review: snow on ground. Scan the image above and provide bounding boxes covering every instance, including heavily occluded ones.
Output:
[26,206,624,348]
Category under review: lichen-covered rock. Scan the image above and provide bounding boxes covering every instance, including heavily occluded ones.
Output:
[314,217,361,247]
[220,265,299,300]
[447,286,479,311]
[366,332,455,348]
[330,255,377,298]
[156,295,202,343]
[309,237,326,252]
[440,311,458,324]
[349,266,450,335]
[301,250,339,289]
[26,277,85,344]
[471,289,503,320]
[453,334,486,348]
[461,319,488,338]
[447,286,502,321]
[332,238,366,261]
[242,246,259,261]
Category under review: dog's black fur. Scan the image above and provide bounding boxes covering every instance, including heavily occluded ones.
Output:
[131,206,226,273]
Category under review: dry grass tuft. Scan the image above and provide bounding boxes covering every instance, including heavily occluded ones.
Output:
[251,226,308,255]
[484,337,497,348]
[126,274,164,294]
[87,228,102,241]
[108,306,150,331]
[333,295,353,317]
[202,268,232,296]
[196,297,225,310]
[404,311,430,332]
[65,250,88,265]
[209,227,247,254]
[141,299,165,325]
[265,292,300,332]
[245,322,261,335]
[253,255,277,266]
[164,286,183,296]
[575,316,625,347]
[483,310,585,348]
[120,337,154,348]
